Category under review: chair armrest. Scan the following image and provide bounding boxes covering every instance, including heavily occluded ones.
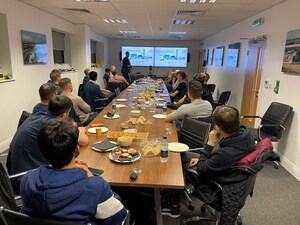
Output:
[8,171,29,179]
[240,115,262,119]
[95,97,109,102]
[258,124,285,140]
[187,147,204,152]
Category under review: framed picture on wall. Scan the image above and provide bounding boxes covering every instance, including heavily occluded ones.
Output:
[214,46,225,66]
[282,28,300,74]
[21,30,48,65]
[225,42,240,68]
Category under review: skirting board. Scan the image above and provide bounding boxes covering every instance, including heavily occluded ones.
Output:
[0,138,12,153]
[274,149,300,181]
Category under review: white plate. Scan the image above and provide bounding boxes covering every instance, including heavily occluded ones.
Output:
[168,142,189,152]
[109,152,141,163]
[92,141,117,152]
[116,104,126,108]
[131,110,141,114]
[155,98,164,101]
[103,114,120,119]
[87,127,109,134]
[153,114,166,119]
[116,98,127,102]
[160,94,169,97]
[127,88,135,92]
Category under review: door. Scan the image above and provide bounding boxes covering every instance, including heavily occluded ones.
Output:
[240,38,266,128]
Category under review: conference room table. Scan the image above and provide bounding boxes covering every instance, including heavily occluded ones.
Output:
[78,80,184,225]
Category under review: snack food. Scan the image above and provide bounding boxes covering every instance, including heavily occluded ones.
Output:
[107,131,148,140]
[112,147,139,160]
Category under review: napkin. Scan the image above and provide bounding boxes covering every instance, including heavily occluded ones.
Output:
[91,140,117,151]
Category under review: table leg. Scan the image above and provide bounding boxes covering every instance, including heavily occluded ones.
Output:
[154,188,163,225]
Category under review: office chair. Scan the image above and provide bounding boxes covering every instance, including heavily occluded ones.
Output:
[78,84,84,98]
[182,144,275,225]
[214,91,231,107]
[107,82,124,94]
[115,87,121,96]
[17,111,31,128]
[206,84,216,94]
[241,102,293,168]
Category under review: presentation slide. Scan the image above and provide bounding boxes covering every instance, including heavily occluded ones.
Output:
[225,49,239,67]
[122,46,154,67]
[154,47,188,67]
[214,47,224,67]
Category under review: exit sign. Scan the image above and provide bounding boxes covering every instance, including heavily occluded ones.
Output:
[253,17,264,27]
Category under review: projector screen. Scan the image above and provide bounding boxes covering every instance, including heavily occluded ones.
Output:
[154,47,188,67]
[121,46,154,67]
[225,42,240,68]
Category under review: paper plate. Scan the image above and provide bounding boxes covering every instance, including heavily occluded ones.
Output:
[116,104,126,108]
[168,142,189,152]
[91,141,117,152]
[116,98,127,102]
[127,88,135,92]
[153,114,166,119]
[87,127,108,134]
[103,114,120,119]
[160,94,169,97]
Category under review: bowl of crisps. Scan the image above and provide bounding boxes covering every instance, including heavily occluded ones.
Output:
[138,138,161,157]
[131,110,141,118]
[118,136,133,147]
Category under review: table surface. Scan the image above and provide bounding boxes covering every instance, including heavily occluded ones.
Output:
[78,81,184,189]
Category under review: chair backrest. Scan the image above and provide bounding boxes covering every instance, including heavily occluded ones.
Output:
[180,117,211,149]
[0,207,85,225]
[78,84,84,99]
[115,87,121,96]
[17,111,31,129]
[261,102,293,139]
[107,82,123,94]
[206,84,216,94]
[217,91,231,105]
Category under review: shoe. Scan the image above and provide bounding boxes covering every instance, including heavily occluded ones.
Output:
[161,204,181,218]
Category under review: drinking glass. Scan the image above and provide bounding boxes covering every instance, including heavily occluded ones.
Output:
[132,152,143,174]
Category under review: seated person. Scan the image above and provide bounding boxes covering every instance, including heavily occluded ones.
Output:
[82,68,91,86]
[164,70,176,92]
[47,69,62,95]
[60,78,97,126]
[165,80,212,125]
[169,71,187,102]
[20,119,127,225]
[7,96,89,175]
[83,71,114,111]
[162,106,255,218]
[103,68,111,88]
[109,67,129,87]
[32,83,57,114]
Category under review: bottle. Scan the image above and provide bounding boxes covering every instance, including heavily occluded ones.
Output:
[112,98,116,113]
[162,101,167,114]
[160,136,169,163]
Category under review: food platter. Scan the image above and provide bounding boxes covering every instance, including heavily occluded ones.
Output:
[109,147,141,163]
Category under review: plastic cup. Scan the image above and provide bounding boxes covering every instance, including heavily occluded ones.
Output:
[96,128,102,137]
[132,156,143,174]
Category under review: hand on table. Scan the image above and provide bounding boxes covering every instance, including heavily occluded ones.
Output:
[75,162,93,177]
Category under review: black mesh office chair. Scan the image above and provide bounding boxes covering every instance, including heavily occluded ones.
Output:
[214,91,231,107]
[241,102,293,168]
[182,144,275,225]
[206,84,216,94]
[17,111,31,129]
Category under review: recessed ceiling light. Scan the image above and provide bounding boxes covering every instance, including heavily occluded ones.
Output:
[209,0,216,2]
[103,19,128,24]
[190,0,196,3]
[180,0,187,2]
[120,31,137,34]
[173,20,195,25]
[199,0,206,3]
[169,32,186,35]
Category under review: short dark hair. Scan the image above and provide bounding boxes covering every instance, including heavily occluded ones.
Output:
[49,69,61,81]
[125,51,129,55]
[48,95,73,117]
[37,119,79,168]
[105,68,110,73]
[188,80,203,99]
[212,106,240,134]
[59,78,71,90]
[177,71,187,80]
[39,84,56,101]
[89,71,98,81]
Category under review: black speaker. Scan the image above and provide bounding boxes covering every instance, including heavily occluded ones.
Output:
[187,53,190,62]
[119,51,122,61]
[202,60,207,67]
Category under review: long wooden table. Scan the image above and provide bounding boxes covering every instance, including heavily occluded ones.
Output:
[78,81,184,225]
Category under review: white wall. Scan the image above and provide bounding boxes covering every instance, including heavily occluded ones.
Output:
[202,0,300,180]
[109,39,202,79]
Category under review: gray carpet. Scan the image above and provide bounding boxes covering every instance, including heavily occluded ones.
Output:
[1,152,299,225]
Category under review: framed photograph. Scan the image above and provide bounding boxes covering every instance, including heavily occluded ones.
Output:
[282,29,300,74]
[214,46,225,66]
[21,30,48,65]
[225,42,240,68]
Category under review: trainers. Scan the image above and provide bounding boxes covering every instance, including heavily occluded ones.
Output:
[161,204,181,218]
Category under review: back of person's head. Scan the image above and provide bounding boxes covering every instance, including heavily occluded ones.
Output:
[188,80,203,99]
[39,84,57,101]
[48,95,73,117]
[193,73,205,85]
[59,78,71,90]
[125,51,129,56]
[105,68,110,73]
[177,71,187,80]
[212,106,240,134]
[50,69,61,82]
[84,68,90,76]
[111,68,117,76]
[89,71,98,81]
[37,119,79,169]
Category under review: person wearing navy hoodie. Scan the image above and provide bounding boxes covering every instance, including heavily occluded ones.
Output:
[20,119,127,225]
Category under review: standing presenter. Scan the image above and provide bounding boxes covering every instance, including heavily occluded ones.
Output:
[121,51,132,82]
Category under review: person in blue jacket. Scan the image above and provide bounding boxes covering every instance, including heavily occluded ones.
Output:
[20,119,127,225]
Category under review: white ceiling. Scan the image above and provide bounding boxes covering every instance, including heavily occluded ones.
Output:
[19,0,286,40]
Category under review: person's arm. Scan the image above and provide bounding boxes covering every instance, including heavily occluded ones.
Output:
[176,95,186,105]
[170,90,179,97]
[93,85,106,98]
[122,76,129,86]
[165,106,185,123]
[101,89,112,95]
[77,96,91,113]
[78,126,89,146]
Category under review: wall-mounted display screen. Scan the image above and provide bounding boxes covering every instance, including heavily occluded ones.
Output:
[225,42,240,68]
[121,46,154,67]
[214,46,224,66]
[207,48,214,66]
[154,47,188,67]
